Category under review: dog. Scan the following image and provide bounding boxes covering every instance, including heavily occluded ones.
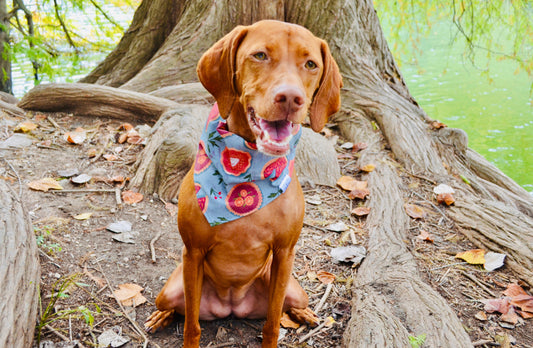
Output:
[144,20,342,347]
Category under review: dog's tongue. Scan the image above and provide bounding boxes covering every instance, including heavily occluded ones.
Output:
[257,118,293,156]
[259,119,291,142]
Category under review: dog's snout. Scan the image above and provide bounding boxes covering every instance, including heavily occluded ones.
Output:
[273,85,305,114]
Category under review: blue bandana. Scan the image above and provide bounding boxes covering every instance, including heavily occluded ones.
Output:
[193,104,302,226]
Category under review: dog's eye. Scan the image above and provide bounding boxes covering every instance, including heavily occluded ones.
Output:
[305,60,317,70]
[253,52,268,61]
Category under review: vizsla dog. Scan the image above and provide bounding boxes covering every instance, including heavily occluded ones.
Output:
[145,20,342,347]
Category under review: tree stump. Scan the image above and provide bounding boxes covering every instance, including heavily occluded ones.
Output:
[0,179,40,348]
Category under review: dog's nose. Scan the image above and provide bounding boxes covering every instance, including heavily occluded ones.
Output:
[273,85,305,114]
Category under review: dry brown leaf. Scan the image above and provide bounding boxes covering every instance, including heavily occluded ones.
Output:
[118,123,134,131]
[28,178,63,192]
[351,207,370,216]
[517,309,533,319]
[113,283,147,307]
[482,297,510,314]
[474,311,488,321]
[510,294,533,313]
[360,164,375,172]
[455,249,486,265]
[317,270,336,284]
[337,176,367,192]
[503,283,528,298]
[437,192,455,205]
[15,121,38,133]
[122,190,143,204]
[404,204,428,219]
[431,121,447,129]
[348,188,370,200]
[500,306,519,325]
[126,132,143,144]
[352,142,368,152]
[118,132,128,144]
[280,312,300,329]
[87,148,98,157]
[64,127,87,144]
[416,230,434,243]
[103,154,118,161]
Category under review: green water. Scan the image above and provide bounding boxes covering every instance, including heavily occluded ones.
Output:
[379,20,533,192]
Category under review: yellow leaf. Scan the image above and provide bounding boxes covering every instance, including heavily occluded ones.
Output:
[113,283,147,307]
[324,316,336,327]
[15,121,38,133]
[455,249,485,265]
[74,212,93,220]
[27,178,63,192]
[361,164,375,172]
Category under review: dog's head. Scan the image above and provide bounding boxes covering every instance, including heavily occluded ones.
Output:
[197,20,342,156]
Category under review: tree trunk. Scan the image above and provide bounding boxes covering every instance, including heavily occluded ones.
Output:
[0,179,40,348]
[0,0,12,94]
[15,0,533,346]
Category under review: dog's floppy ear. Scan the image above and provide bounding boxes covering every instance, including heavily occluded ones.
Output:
[308,40,343,132]
[197,26,248,119]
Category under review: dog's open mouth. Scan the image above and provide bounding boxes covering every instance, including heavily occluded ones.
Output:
[247,107,294,156]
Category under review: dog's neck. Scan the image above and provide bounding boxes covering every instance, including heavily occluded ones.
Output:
[226,102,256,143]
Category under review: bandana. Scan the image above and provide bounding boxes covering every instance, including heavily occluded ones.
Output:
[193,103,302,226]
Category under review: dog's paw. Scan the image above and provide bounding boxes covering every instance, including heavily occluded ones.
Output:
[144,309,175,333]
[286,307,319,327]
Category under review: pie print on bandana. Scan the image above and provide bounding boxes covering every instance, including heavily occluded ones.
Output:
[194,103,302,226]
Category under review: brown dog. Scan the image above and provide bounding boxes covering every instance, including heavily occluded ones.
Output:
[144,20,342,347]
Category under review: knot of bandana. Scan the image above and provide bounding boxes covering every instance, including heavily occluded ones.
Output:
[193,104,302,226]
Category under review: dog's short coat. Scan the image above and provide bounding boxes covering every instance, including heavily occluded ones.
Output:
[145,20,342,347]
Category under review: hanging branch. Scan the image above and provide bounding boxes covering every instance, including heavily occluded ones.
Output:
[52,0,79,53]
[88,0,124,32]
[11,0,39,81]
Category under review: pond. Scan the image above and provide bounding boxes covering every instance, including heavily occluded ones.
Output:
[377,17,532,193]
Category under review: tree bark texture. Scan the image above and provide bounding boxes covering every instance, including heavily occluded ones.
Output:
[14,0,533,346]
[0,179,40,348]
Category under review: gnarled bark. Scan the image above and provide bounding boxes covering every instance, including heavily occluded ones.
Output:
[0,179,40,348]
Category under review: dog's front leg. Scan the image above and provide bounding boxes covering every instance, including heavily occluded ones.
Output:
[262,247,295,347]
[182,246,204,348]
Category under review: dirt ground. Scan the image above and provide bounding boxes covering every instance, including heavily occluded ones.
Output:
[1,110,531,348]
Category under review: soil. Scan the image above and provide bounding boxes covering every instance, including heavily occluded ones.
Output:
[1,110,531,348]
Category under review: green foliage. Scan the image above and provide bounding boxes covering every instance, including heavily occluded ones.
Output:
[408,333,427,348]
[374,0,533,82]
[35,274,101,343]
[8,0,139,93]
[34,225,62,255]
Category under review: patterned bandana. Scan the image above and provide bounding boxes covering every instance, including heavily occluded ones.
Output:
[193,103,302,226]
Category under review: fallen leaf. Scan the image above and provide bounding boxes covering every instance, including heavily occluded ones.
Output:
[118,123,134,131]
[474,311,488,321]
[74,212,93,220]
[106,220,132,234]
[510,294,533,313]
[307,271,318,282]
[436,193,455,205]
[15,121,38,133]
[517,309,533,319]
[113,283,147,307]
[431,121,447,129]
[360,164,375,172]
[348,188,370,200]
[433,183,455,194]
[482,297,511,314]
[351,207,370,216]
[103,154,119,161]
[352,142,368,152]
[28,178,63,192]
[98,327,130,347]
[340,142,354,149]
[280,312,300,329]
[324,316,336,327]
[305,195,322,205]
[330,245,366,265]
[126,131,143,144]
[455,249,486,265]
[317,270,336,284]
[122,190,143,204]
[404,204,428,219]
[112,232,136,244]
[118,132,128,144]
[83,268,106,288]
[484,252,506,271]
[416,230,434,243]
[64,127,87,144]
[87,148,98,157]
[71,174,92,184]
[500,306,519,325]
[57,168,79,178]
[503,283,528,298]
[326,221,349,232]
[337,176,367,191]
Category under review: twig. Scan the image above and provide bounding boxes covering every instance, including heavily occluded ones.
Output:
[472,339,496,346]
[45,324,70,341]
[430,261,467,271]
[207,342,240,348]
[411,191,449,222]
[150,231,163,263]
[96,261,150,348]
[3,158,22,197]
[48,189,116,193]
[115,187,122,206]
[461,271,497,297]
[47,115,61,129]
[303,222,328,233]
[313,283,333,314]
[38,249,62,268]
[298,318,333,344]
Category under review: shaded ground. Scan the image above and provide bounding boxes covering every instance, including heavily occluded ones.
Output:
[1,110,531,347]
